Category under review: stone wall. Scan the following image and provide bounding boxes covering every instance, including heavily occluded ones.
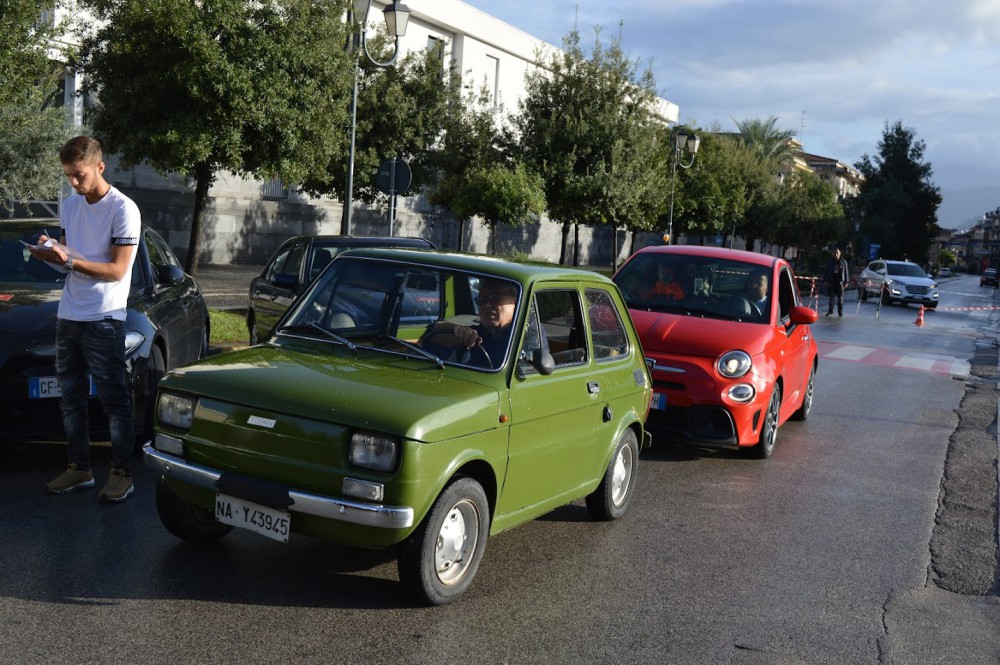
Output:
[111,167,661,268]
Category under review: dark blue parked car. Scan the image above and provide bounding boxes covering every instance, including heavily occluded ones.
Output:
[0,220,209,447]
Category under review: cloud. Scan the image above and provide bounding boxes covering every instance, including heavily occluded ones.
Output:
[466,0,1000,206]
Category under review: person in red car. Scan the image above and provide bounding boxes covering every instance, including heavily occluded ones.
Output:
[651,263,685,300]
[744,268,769,316]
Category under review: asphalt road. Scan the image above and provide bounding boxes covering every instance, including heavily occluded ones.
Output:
[0,270,997,664]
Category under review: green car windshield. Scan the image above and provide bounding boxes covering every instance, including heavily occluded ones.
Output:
[279,256,520,371]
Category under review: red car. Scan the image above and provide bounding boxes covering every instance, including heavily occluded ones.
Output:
[613,246,818,458]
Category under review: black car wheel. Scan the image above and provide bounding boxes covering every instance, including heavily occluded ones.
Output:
[748,386,781,459]
[586,428,639,521]
[155,477,233,544]
[397,476,490,606]
[790,365,815,421]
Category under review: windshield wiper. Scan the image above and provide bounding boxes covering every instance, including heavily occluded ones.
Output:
[276,323,357,355]
[377,334,445,369]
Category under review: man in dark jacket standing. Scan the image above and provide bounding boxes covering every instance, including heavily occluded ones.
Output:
[825,247,849,317]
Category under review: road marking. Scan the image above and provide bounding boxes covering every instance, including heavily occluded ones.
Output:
[817,341,969,378]
[936,305,1000,311]
[825,345,875,361]
[894,356,935,371]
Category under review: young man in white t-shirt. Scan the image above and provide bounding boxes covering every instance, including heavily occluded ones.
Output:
[29,136,141,502]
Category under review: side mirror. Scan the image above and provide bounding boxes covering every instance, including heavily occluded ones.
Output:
[157,263,186,286]
[532,348,555,376]
[272,273,298,290]
[789,305,818,325]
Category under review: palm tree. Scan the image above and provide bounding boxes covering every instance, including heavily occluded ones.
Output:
[733,115,799,167]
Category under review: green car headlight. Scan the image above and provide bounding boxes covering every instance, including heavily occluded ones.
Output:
[349,431,399,472]
[157,392,196,430]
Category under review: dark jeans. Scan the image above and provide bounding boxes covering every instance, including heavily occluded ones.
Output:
[56,318,134,472]
[827,282,845,314]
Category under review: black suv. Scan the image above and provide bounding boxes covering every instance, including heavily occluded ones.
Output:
[980,268,999,288]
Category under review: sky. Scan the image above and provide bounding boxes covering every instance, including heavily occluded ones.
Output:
[463,0,1000,229]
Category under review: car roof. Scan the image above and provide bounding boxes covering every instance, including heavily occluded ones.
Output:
[337,247,616,287]
[308,235,435,249]
[626,244,781,268]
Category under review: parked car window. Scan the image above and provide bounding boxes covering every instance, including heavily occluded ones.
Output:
[130,243,147,292]
[283,242,306,281]
[309,246,337,282]
[264,243,294,282]
[586,289,628,361]
[144,229,180,283]
[2,234,64,283]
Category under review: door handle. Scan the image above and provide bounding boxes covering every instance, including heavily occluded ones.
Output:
[587,381,601,395]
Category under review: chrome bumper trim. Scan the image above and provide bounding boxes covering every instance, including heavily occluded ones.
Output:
[143,444,414,529]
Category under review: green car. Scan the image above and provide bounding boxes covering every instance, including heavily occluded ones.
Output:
[144,249,652,605]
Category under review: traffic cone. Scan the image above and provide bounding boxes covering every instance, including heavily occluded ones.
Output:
[915,305,925,327]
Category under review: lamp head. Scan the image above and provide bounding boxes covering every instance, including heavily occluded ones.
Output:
[383,2,411,37]
[675,129,688,152]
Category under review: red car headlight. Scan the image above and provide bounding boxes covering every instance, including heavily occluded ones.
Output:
[717,350,752,378]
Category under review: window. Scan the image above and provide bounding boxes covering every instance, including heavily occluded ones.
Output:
[534,290,587,367]
[586,289,628,361]
[777,269,796,323]
[264,243,294,282]
[484,55,499,107]
[283,243,306,281]
[427,36,445,58]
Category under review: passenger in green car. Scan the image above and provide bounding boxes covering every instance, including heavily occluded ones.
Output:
[420,278,517,368]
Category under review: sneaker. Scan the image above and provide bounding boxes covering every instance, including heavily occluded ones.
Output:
[99,468,134,503]
[825,312,833,317]
[46,463,95,494]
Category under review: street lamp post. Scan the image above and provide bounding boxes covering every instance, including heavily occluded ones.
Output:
[342,0,411,236]
[665,129,700,245]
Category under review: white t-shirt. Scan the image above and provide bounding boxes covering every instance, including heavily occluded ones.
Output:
[58,186,141,322]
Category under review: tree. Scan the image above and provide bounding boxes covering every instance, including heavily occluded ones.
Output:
[77,0,355,274]
[765,171,846,256]
[301,37,459,212]
[424,74,548,254]
[516,25,665,264]
[854,121,942,264]
[426,80,511,250]
[0,0,76,212]
[734,115,799,166]
[671,130,758,243]
[453,163,546,254]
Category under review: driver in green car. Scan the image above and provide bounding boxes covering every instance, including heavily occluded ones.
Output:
[419,278,517,368]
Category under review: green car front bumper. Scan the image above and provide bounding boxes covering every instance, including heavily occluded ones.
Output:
[143,443,414,530]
